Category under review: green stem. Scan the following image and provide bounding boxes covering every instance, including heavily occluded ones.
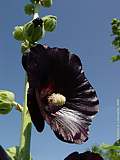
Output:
[33,4,40,19]
[17,4,41,160]
[18,75,32,160]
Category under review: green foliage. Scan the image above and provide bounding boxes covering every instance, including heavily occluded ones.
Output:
[0,90,15,115]
[6,146,19,160]
[114,139,120,146]
[111,18,120,61]
[91,140,120,160]
[112,55,120,62]
[6,146,32,160]
[100,144,120,150]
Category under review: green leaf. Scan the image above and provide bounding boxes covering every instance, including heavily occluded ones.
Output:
[6,146,32,160]
[6,146,19,160]
[114,139,120,146]
[100,144,120,150]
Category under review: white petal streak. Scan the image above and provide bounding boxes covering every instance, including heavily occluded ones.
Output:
[50,107,92,144]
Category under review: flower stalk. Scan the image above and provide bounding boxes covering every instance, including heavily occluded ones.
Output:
[18,76,32,160]
[33,3,40,19]
[18,3,41,159]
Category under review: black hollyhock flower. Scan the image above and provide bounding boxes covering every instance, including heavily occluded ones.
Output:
[64,151,104,160]
[0,146,10,160]
[22,44,99,144]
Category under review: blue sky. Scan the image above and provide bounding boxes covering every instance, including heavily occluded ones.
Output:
[0,0,120,159]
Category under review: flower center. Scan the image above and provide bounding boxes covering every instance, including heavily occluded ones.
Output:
[39,83,66,113]
[48,93,66,106]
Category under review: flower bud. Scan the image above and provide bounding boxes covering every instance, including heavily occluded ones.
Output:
[31,0,40,4]
[0,90,15,115]
[13,26,24,41]
[41,0,53,8]
[24,4,34,15]
[23,19,45,43]
[42,15,57,32]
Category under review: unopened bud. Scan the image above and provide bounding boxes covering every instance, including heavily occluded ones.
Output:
[23,19,44,43]
[41,0,53,8]
[0,90,15,115]
[48,93,66,106]
[24,4,34,15]
[13,26,24,41]
[42,15,57,32]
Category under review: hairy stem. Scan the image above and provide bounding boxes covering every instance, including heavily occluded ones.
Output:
[33,4,40,19]
[18,4,41,160]
[18,75,32,160]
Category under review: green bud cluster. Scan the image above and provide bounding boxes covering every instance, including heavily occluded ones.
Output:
[42,15,57,32]
[13,18,45,52]
[30,0,52,8]
[25,0,53,16]
[13,0,57,53]
[13,15,57,53]
[0,90,15,115]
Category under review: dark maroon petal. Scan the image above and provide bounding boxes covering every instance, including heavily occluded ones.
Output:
[69,54,83,69]
[0,146,10,160]
[27,88,45,132]
[22,44,50,88]
[79,151,104,160]
[64,151,104,160]
[64,152,80,160]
